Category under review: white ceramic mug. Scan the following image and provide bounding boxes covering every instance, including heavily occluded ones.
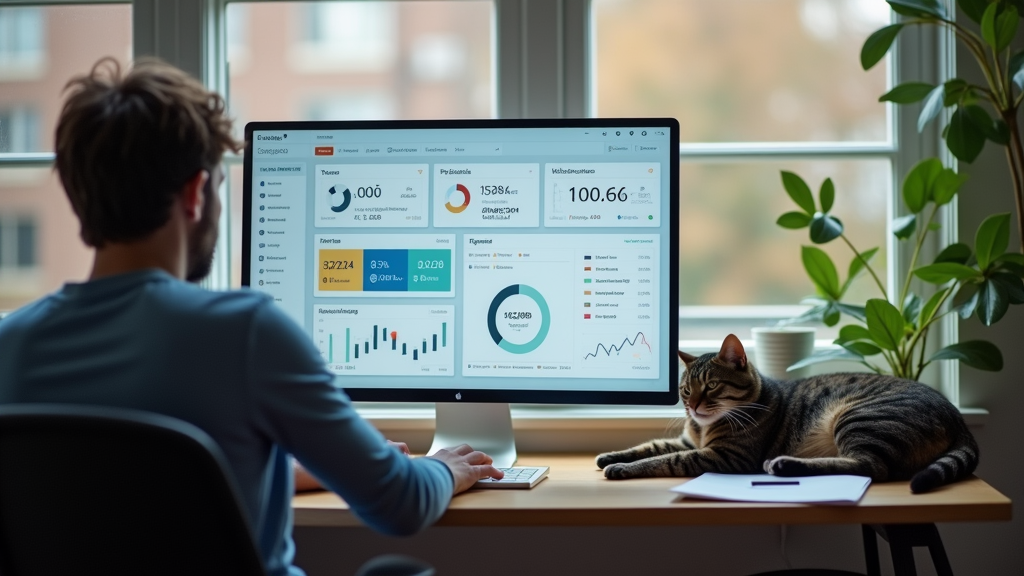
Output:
[751,327,816,381]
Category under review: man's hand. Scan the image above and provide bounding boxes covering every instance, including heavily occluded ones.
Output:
[426,444,504,494]
[388,440,411,455]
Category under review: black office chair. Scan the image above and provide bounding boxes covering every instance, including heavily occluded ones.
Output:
[0,403,437,576]
[0,403,267,576]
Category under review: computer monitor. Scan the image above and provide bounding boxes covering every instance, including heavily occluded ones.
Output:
[242,119,679,466]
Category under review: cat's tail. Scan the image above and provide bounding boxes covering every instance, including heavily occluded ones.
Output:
[910,428,980,494]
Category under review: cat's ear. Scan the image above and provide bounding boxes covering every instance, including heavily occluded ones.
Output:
[678,351,698,367]
[717,334,748,370]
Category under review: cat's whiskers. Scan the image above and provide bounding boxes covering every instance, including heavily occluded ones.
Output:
[724,406,759,428]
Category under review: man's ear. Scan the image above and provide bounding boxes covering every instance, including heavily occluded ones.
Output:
[716,334,747,370]
[182,170,209,223]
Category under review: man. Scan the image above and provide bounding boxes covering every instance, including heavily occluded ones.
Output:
[0,57,502,576]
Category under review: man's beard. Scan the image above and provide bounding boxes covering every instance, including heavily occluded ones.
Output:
[185,183,219,283]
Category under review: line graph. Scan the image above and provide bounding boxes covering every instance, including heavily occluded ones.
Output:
[583,331,652,361]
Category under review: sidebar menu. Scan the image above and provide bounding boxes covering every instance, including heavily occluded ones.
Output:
[252,163,307,327]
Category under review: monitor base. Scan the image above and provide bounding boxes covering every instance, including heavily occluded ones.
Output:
[428,402,517,468]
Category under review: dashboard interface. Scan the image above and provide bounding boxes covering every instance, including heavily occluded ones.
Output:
[242,120,679,403]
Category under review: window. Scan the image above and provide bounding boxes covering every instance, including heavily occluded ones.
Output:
[0,3,132,310]
[224,0,495,287]
[0,7,45,80]
[0,106,40,153]
[592,0,897,343]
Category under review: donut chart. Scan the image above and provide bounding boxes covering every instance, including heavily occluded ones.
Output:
[444,183,470,213]
[329,185,352,213]
[487,284,550,354]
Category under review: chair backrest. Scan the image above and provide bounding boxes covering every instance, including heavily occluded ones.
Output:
[0,403,267,576]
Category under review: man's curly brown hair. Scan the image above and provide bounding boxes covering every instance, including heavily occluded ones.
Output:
[55,57,242,248]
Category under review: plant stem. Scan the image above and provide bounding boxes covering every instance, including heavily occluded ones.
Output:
[839,234,887,298]
[914,328,929,382]
[1003,111,1024,254]
[900,204,940,308]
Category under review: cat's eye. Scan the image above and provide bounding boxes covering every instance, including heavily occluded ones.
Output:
[682,386,691,395]
[707,381,719,390]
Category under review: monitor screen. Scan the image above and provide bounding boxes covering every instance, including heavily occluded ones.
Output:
[242,119,679,405]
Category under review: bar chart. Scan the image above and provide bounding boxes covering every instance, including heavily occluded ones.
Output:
[315,305,455,376]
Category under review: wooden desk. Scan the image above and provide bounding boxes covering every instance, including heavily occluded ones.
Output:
[294,455,1011,576]
[293,454,1011,529]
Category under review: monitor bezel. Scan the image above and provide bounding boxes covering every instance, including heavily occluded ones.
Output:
[242,117,680,406]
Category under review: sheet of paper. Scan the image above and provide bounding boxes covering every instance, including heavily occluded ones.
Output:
[670,473,871,505]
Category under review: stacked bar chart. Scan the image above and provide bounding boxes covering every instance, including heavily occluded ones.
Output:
[315,305,454,376]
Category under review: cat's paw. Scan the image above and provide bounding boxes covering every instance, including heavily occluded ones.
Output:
[603,463,635,480]
[596,452,623,469]
[764,456,814,477]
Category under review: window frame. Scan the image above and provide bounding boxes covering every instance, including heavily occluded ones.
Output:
[0,0,962,418]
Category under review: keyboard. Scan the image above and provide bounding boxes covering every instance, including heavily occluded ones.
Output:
[475,466,550,489]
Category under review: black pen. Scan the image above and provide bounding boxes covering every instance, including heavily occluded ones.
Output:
[751,480,800,486]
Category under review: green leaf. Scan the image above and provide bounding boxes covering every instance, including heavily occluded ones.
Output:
[861,24,904,70]
[787,348,865,372]
[992,272,1024,304]
[842,341,884,357]
[902,158,942,212]
[880,82,937,104]
[777,211,812,229]
[1011,50,1024,90]
[935,242,971,264]
[903,293,923,325]
[928,222,942,231]
[837,324,874,344]
[995,253,1024,266]
[982,1,1001,50]
[918,289,947,326]
[928,340,1003,371]
[992,120,1011,146]
[781,171,816,215]
[893,214,917,240]
[943,79,973,106]
[843,247,880,296]
[835,303,868,323]
[975,213,1011,270]
[819,178,835,213]
[823,301,841,327]
[802,246,841,300]
[959,0,990,23]
[914,262,983,284]
[866,298,906,351]
[918,85,946,133]
[809,214,844,244]
[981,3,1019,52]
[775,303,829,327]
[998,7,1020,51]
[932,168,968,206]
[964,105,1006,144]
[955,282,981,319]
[887,0,948,19]
[978,279,1010,325]
[946,107,987,163]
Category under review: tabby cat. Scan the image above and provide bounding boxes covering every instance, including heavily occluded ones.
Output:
[596,334,978,493]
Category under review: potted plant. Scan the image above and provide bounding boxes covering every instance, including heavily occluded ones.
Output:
[776,164,1024,379]
[771,0,1024,379]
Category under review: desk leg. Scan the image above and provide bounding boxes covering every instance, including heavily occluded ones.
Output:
[861,525,881,576]
[870,524,954,576]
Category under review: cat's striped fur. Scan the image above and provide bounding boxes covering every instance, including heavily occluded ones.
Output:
[596,334,978,493]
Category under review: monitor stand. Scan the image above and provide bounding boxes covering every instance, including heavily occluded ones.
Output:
[428,402,516,468]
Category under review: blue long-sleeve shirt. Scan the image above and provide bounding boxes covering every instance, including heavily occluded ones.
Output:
[0,269,454,576]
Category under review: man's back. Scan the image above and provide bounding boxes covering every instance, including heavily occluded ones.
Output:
[0,269,454,576]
